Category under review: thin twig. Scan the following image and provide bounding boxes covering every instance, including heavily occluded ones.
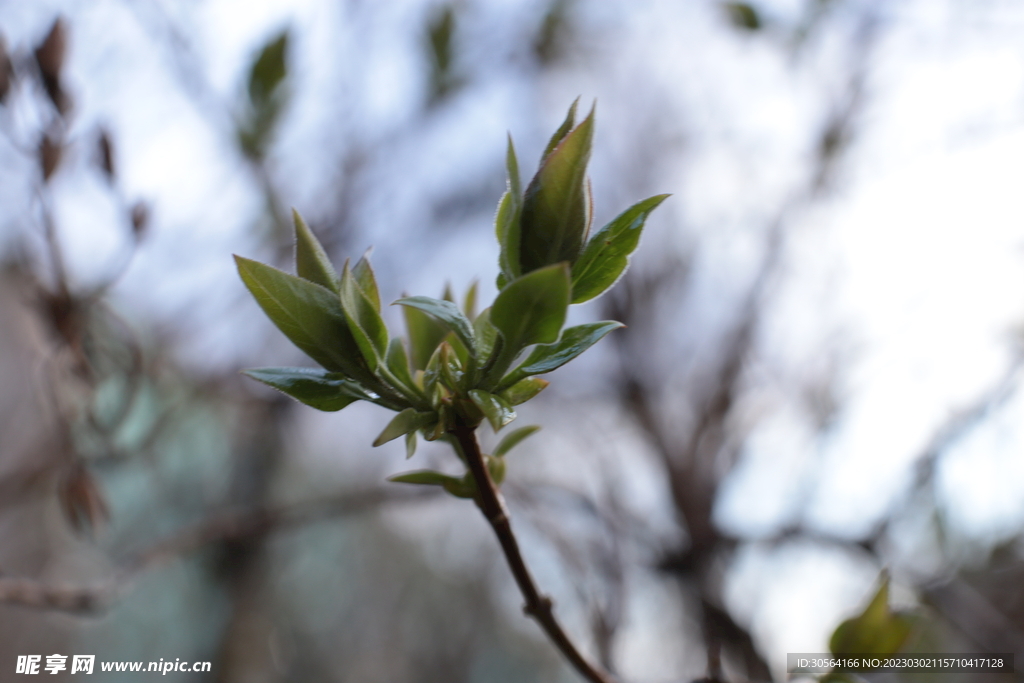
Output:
[450,422,618,683]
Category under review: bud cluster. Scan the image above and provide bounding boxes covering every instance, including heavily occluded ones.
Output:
[236,100,667,496]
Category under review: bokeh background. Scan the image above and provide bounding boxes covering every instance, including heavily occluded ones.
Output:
[1,0,1024,681]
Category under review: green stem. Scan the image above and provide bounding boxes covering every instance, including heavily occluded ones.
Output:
[377,364,431,411]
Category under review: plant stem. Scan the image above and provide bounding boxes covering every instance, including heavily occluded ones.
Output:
[450,423,618,683]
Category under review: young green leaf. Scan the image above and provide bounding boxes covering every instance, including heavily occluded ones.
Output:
[404,300,448,371]
[443,475,477,499]
[422,343,445,402]
[373,408,437,447]
[496,135,523,288]
[500,377,549,406]
[570,194,669,303]
[469,390,516,432]
[830,575,913,657]
[340,261,389,370]
[463,280,478,321]
[499,321,624,389]
[439,342,464,392]
[486,455,506,485]
[723,2,762,31]
[248,31,288,107]
[394,296,476,359]
[472,307,498,360]
[495,190,521,286]
[243,367,373,411]
[235,256,366,378]
[519,105,594,272]
[493,425,540,457]
[293,209,338,292]
[352,251,381,311]
[239,31,289,159]
[405,431,417,459]
[389,468,477,497]
[424,403,449,441]
[426,5,461,103]
[490,263,570,356]
[506,133,522,202]
[540,97,579,161]
[386,338,416,394]
[388,469,460,487]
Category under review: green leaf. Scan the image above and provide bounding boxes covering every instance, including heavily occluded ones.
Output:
[495,132,524,286]
[426,5,461,103]
[422,343,445,402]
[443,476,477,498]
[472,307,498,360]
[248,31,288,106]
[239,31,289,159]
[500,377,549,406]
[388,469,459,487]
[570,194,669,303]
[463,280,478,321]
[340,261,389,370]
[234,256,367,380]
[500,321,624,389]
[405,431,417,459]
[243,367,372,411]
[439,342,464,392]
[394,296,476,359]
[389,469,476,497]
[486,455,506,485]
[403,300,448,371]
[373,408,437,447]
[830,575,913,658]
[491,263,570,356]
[519,104,594,272]
[541,97,579,161]
[497,133,523,286]
[386,338,417,393]
[506,134,522,203]
[722,2,761,31]
[352,251,381,311]
[495,191,521,285]
[293,209,338,292]
[425,403,450,441]
[493,425,540,457]
[469,390,516,432]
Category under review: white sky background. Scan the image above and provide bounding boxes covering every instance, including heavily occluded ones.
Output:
[3,0,1024,677]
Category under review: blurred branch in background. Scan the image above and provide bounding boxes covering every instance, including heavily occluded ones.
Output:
[0,486,432,613]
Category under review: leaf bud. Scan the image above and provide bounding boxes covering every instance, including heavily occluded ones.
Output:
[517,102,594,273]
